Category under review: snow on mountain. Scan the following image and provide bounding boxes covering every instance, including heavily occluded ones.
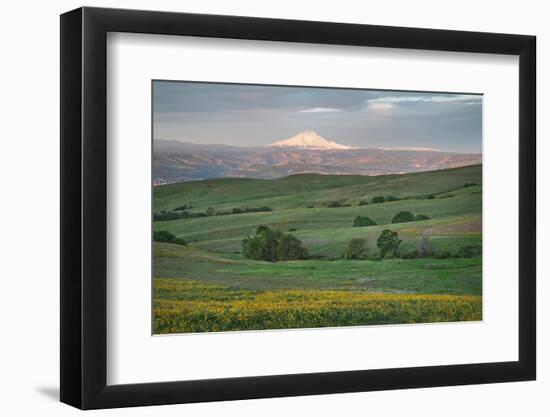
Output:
[267,130,357,150]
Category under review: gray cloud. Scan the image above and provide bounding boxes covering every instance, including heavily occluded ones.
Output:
[153,81,482,153]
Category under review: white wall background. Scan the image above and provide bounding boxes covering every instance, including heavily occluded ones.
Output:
[0,0,545,415]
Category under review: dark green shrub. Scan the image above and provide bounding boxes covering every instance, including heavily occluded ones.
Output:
[154,211,181,221]
[352,216,377,227]
[387,195,399,202]
[153,230,186,246]
[434,250,452,259]
[377,230,402,258]
[327,201,341,208]
[372,196,386,204]
[214,206,273,216]
[457,245,482,258]
[358,200,369,206]
[288,228,297,232]
[343,238,369,260]
[415,214,430,221]
[174,205,188,211]
[243,207,269,213]
[153,230,174,242]
[189,212,207,218]
[206,207,215,216]
[392,211,415,224]
[256,225,271,235]
[171,237,188,246]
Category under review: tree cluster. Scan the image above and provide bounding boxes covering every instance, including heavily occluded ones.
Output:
[391,211,430,224]
[242,226,308,262]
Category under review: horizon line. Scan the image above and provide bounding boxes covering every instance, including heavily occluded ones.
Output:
[153,138,481,155]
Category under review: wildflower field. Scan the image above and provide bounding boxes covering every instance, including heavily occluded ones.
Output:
[154,278,481,334]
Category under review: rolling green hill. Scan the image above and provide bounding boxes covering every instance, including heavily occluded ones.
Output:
[154,164,482,213]
[154,165,481,254]
[153,165,483,333]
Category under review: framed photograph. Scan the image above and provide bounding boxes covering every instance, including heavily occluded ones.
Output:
[60,7,536,409]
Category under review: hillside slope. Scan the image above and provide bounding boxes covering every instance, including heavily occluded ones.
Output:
[154,164,482,212]
[154,165,482,258]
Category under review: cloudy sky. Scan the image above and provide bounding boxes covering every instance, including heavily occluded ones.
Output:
[153,81,482,153]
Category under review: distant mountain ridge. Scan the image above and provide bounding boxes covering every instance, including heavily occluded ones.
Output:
[154,131,481,185]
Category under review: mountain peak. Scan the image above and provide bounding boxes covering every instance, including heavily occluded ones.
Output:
[267,130,356,150]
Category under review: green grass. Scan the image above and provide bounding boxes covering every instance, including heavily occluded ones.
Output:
[190,214,481,256]
[154,164,481,212]
[152,165,483,333]
[155,192,481,243]
[154,243,481,295]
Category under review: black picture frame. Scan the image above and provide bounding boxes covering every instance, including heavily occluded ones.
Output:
[60,6,536,410]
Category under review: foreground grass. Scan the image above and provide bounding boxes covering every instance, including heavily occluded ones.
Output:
[154,243,482,295]
[153,279,482,334]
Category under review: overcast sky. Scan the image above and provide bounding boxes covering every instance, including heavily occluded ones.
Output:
[153,81,482,153]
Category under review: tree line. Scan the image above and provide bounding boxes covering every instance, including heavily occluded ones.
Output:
[154,206,272,221]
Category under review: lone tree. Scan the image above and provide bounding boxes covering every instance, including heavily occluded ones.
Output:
[343,238,369,260]
[417,235,433,258]
[352,216,377,227]
[377,229,402,258]
[392,210,415,224]
[242,226,308,262]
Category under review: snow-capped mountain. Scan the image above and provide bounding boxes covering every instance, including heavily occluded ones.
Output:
[267,130,356,150]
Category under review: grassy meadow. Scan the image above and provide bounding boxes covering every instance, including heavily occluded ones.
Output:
[153,164,482,334]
